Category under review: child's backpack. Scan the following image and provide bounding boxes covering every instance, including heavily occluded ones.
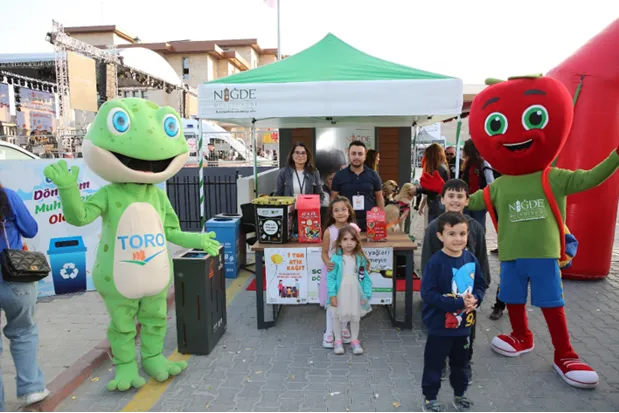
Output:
[482,166,578,269]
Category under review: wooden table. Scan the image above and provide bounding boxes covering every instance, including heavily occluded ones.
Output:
[251,232,417,330]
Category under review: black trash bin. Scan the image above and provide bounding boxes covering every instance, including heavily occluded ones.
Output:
[173,246,226,355]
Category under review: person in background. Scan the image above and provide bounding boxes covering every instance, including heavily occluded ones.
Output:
[445,146,458,178]
[331,141,385,232]
[316,148,347,207]
[461,139,494,232]
[274,142,324,200]
[417,144,450,224]
[0,184,49,411]
[364,149,380,171]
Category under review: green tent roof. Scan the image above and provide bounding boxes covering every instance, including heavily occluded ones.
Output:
[208,33,453,84]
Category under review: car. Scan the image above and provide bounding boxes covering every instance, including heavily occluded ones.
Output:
[0,140,40,160]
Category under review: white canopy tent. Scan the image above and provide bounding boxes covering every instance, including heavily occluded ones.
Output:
[197,33,464,198]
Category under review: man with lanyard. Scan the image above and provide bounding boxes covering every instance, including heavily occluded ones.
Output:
[330,140,385,231]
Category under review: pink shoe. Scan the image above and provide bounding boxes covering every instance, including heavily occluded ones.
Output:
[342,326,352,344]
[333,340,345,355]
[351,340,364,355]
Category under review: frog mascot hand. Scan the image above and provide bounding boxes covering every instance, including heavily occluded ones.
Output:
[464,75,619,389]
[44,98,220,392]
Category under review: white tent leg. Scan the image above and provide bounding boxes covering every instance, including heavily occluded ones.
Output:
[252,120,258,197]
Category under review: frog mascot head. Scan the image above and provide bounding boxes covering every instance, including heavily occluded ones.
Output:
[44,98,220,392]
[82,98,189,184]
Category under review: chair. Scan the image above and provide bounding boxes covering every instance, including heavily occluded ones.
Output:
[240,202,258,274]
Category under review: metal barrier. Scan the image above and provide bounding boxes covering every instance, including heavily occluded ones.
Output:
[166,170,240,232]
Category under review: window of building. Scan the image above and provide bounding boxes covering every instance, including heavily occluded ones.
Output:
[182,57,190,80]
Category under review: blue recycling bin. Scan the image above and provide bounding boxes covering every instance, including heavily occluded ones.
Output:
[206,217,241,279]
[47,236,87,295]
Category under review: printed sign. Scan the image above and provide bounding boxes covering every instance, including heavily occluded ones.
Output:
[0,159,165,298]
[265,247,308,304]
[306,247,322,304]
[364,247,394,305]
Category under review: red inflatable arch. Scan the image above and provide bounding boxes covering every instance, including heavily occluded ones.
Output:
[547,18,619,279]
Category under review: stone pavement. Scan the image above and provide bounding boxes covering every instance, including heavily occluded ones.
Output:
[1,243,187,412]
[52,214,619,412]
[50,213,619,412]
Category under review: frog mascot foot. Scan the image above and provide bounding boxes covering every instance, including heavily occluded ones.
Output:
[142,355,188,382]
[107,362,146,391]
[43,98,220,392]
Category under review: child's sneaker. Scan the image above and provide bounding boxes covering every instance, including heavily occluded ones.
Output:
[23,388,50,406]
[342,326,352,343]
[453,396,473,412]
[322,332,334,349]
[422,399,442,412]
[333,339,345,355]
[351,340,364,355]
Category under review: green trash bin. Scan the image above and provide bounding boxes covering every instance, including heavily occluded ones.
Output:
[173,246,226,355]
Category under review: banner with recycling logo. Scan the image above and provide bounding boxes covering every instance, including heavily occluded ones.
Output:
[0,159,164,298]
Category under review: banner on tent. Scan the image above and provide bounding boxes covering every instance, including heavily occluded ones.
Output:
[0,159,165,298]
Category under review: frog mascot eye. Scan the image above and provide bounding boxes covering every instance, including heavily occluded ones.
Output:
[107,108,131,135]
[162,114,180,138]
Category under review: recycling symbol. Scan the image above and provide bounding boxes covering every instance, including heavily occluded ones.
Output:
[59,262,79,279]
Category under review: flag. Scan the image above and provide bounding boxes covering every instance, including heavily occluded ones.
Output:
[263,0,277,8]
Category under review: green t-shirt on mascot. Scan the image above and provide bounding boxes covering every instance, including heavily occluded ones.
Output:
[44,98,220,392]
[421,75,619,390]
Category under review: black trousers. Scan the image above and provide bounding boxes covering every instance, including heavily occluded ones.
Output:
[422,334,470,400]
[468,312,476,362]
[494,286,506,311]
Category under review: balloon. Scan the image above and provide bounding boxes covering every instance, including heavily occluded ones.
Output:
[271,254,283,265]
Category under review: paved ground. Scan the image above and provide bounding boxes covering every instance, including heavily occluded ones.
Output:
[1,244,187,412]
[46,213,619,412]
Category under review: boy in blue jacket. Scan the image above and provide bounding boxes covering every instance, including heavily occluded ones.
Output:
[421,212,486,412]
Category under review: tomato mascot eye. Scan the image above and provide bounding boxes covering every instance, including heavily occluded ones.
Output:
[484,112,508,136]
[521,105,549,130]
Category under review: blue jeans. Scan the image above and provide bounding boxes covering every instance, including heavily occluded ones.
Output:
[0,281,45,411]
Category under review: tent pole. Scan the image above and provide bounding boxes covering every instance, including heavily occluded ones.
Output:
[454,115,462,179]
[277,0,281,60]
[198,119,205,231]
[252,119,258,197]
[411,122,418,181]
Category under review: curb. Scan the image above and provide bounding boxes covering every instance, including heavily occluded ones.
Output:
[25,288,176,412]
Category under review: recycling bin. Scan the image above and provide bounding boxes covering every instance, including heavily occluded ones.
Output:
[47,236,87,295]
[207,216,242,279]
[215,213,247,267]
[252,196,295,244]
[173,245,226,355]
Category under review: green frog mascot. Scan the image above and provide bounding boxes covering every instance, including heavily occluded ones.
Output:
[44,98,220,391]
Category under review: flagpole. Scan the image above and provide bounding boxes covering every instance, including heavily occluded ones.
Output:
[277,0,281,60]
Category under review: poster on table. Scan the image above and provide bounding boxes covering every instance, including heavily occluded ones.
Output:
[314,127,376,196]
[306,247,322,304]
[265,247,308,304]
[364,247,394,305]
[0,159,164,298]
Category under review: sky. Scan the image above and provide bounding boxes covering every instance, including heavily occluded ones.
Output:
[0,0,617,84]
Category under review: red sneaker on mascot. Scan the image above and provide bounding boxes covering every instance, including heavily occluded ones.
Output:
[421,74,619,389]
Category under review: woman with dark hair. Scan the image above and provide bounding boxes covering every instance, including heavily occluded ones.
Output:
[417,143,450,224]
[274,142,324,201]
[461,139,494,231]
[364,149,380,171]
[315,148,347,207]
[0,184,49,410]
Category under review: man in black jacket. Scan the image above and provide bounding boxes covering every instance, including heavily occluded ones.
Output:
[421,179,491,385]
